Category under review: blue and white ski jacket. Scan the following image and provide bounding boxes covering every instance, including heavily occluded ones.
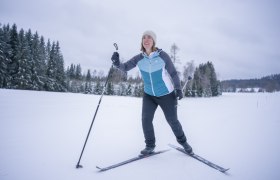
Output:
[117,49,181,97]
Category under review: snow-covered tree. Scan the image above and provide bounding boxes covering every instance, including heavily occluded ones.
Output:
[94,80,102,95]
[8,24,20,87]
[55,41,66,89]
[12,29,33,89]
[191,61,220,97]
[86,69,91,81]
[75,64,82,80]
[106,81,114,95]
[0,24,12,88]
[30,31,46,90]
[46,41,66,91]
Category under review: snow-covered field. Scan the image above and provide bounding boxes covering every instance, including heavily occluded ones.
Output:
[0,89,280,180]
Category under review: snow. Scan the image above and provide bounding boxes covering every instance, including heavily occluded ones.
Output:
[0,89,280,180]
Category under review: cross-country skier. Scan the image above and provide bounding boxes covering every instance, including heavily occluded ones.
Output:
[111,30,193,155]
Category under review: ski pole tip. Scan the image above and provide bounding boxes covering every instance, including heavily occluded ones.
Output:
[76,164,83,169]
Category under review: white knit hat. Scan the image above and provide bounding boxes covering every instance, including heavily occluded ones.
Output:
[142,30,157,44]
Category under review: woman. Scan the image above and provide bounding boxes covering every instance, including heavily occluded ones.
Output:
[111,30,193,155]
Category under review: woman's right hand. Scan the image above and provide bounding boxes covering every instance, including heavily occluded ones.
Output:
[111,52,120,67]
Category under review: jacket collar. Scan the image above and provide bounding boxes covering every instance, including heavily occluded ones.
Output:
[142,48,162,59]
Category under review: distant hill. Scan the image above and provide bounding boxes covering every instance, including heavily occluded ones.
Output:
[221,74,280,92]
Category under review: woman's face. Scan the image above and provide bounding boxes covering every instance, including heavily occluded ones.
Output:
[142,35,154,51]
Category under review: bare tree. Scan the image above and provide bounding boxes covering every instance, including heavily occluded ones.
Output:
[170,43,182,78]
[170,43,181,65]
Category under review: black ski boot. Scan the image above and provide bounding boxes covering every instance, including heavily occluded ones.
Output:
[140,146,155,155]
[181,142,193,155]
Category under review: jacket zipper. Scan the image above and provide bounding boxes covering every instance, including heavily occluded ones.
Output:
[149,60,155,96]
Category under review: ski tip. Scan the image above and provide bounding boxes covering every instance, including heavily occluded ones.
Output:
[96,166,106,172]
[221,168,230,173]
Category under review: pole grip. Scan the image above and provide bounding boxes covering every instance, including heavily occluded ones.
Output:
[113,43,118,51]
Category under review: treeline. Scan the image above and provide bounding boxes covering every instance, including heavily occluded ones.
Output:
[65,61,221,97]
[221,74,280,92]
[65,64,144,97]
[184,61,221,97]
[1,23,221,97]
[0,23,66,91]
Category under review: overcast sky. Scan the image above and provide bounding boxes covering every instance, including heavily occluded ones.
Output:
[1,0,280,80]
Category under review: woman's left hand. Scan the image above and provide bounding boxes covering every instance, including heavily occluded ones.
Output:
[175,89,183,100]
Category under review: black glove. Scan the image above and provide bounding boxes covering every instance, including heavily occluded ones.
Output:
[175,89,183,100]
[111,52,120,67]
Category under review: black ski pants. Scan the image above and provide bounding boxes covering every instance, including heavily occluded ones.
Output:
[142,91,187,147]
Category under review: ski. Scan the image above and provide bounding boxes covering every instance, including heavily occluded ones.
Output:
[96,149,170,172]
[168,144,229,173]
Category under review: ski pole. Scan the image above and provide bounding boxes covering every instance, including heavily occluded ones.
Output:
[76,43,118,168]
[182,76,192,95]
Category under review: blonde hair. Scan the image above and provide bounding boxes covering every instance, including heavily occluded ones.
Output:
[140,41,157,52]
